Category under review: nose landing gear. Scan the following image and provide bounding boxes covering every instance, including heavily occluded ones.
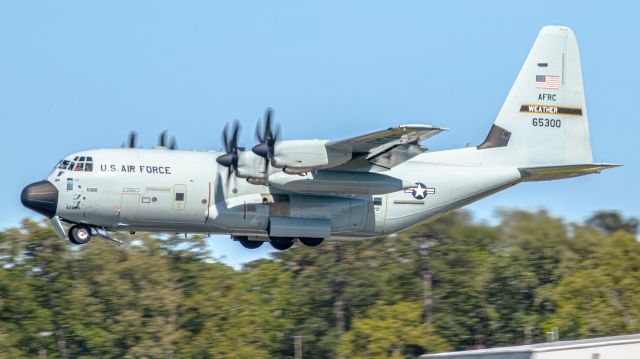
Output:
[68,224,91,244]
[67,224,123,246]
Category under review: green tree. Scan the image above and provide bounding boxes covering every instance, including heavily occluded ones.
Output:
[546,230,640,338]
[586,210,639,234]
[338,301,451,358]
[2,209,639,358]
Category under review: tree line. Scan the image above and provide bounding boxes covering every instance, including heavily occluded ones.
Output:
[0,209,638,358]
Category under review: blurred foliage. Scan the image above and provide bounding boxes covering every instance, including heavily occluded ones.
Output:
[0,209,638,358]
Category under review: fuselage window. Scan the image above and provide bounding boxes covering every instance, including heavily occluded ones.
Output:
[67,162,76,170]
[85,162,93,172]
[175,192,185,201]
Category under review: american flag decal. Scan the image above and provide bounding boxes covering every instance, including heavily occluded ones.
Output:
[535,75,560,89]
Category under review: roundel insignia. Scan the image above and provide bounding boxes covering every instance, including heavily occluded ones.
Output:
[404,182,436,200]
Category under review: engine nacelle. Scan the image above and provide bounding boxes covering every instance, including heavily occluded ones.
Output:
[236,151,268,181]
[271,140,351,172]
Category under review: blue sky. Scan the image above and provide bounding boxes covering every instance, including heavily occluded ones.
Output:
[1,1,638,267]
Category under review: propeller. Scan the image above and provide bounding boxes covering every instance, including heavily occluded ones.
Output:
[216,120,241,178]
[158,130,178,150]
[252,107,280,170]
[121,131,138,148]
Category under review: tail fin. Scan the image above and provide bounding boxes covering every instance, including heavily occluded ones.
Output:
[479,26,593,166]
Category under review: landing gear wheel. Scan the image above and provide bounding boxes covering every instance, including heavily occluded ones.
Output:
[68,224,92,245]
[238,236,264,249]
[299,237,324,247]
[269,237,294,251]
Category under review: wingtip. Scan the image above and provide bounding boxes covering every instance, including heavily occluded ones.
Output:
[595,163,622,169]
[398,124,449,131]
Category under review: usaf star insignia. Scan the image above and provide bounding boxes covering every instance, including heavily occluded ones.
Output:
[404,182,436,200]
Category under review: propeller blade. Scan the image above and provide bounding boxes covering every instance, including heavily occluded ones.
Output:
[270,124,281,158]
[255,119,263,143]
[217,120,242,178]
[230,119,241,151]
[159,130,168,147]
[264,107,273,140]
[127,131,138,148]
[252,107,278,159]
[169,136,177,150]
[222,123,230,153]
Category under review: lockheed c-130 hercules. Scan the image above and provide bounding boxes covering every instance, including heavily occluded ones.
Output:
[21,26,618,251]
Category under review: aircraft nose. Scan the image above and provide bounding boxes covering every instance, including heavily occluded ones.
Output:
[21,180,59,218]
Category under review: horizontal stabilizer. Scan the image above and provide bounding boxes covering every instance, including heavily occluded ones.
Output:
[519,163,620,182]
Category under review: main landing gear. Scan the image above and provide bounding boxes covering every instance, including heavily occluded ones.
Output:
[298,237,324,247]
[234,236,325,251]
[269,237,325,250]
[269,237,294,251]
[237,236,264,249]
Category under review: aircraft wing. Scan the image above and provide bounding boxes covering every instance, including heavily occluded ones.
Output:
[326,124,446,169]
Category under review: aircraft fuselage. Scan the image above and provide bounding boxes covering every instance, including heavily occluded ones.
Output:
[33,147,522,240]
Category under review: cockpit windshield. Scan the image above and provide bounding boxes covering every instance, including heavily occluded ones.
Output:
[56,156,94,172]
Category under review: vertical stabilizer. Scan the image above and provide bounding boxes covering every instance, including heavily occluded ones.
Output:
[479,26,593,166]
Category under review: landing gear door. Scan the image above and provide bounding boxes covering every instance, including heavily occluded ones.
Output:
[173,184,186,210]
[373,195,387,232]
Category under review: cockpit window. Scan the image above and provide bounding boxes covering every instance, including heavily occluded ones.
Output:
[56,160,71,169]
[59,157,94,172]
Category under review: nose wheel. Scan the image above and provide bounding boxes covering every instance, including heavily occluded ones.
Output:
[68,224,92,245]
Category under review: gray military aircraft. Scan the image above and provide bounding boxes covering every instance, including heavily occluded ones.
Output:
[21,26,617,250]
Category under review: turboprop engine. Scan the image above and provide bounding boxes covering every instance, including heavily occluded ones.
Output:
[270,140,351,173]
[218,109,354,182]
